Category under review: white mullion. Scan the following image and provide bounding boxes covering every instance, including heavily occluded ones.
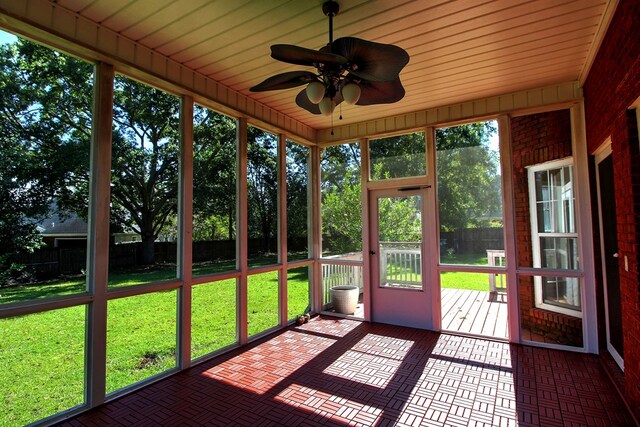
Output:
[311,145,323,314]
[237,118,248,344]
[499,115,520,343]
[86,62,114,407]
[278,134,288,325]
[177,95,193,368]
[426,126,440,331]
[361,138,371,321]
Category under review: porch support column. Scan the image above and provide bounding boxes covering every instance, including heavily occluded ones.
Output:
[426,127,440,330]
[278,133,288,325]
[177,95,193,368]
[498,114,520,344]
[360,138,371,321]
[311,145,322,314]
[238,117,249,344]
[86,62,114,407]
[571,103,598,353]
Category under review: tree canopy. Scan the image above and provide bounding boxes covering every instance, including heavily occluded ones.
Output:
[320,123,501,254]
[0,36,500,283]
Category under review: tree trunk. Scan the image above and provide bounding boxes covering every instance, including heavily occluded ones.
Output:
[140,233,155,265]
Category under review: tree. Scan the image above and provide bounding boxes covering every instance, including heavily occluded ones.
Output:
[0,39,93,281]
[246,127,278,253]
[320,124,500,255]
[320,143,362,255]
[285,141,310,252]
[435,122,500,231]
[192,106,237,241]
[110,76,181,265]
[369,132,426,179]
[0,38,191,269]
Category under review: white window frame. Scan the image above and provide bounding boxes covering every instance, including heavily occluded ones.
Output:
[527,157,582,318]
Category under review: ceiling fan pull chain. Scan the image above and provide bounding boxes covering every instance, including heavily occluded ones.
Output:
[339,103,343,120]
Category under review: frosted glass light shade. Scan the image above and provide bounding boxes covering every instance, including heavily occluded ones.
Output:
[306,81,325,104]
[318,97,335,116]
[342,83,361,105]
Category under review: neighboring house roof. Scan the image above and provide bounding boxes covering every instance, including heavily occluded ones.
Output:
[39,211,88,236]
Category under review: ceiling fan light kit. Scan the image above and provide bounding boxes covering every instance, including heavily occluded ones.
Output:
[249,0,409,119]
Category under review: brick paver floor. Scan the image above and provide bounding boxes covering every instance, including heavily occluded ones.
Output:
[60,316,637,426]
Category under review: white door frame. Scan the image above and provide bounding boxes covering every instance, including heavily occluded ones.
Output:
[368,187,433,329]
[595,141,624,370]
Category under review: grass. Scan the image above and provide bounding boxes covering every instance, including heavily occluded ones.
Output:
[0,259,310,427]
[0,252,490,426]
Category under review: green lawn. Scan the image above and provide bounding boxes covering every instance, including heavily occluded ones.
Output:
[0,261,310,427]
[0,252,494,426]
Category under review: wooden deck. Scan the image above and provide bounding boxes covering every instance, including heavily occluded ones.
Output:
[323,287,508,340]
[441,288,508,340]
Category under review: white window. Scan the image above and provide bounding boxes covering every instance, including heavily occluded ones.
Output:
[528,158,582,317]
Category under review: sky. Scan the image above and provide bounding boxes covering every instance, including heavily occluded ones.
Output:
[0,29,17,45]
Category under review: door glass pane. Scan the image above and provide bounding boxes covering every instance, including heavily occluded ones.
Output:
[369,132,426,179]
[378,195,423,289]
[436,121,504,266]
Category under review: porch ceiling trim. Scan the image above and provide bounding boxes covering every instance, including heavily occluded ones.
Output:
[0,0,316,144]
[317,81,583,144]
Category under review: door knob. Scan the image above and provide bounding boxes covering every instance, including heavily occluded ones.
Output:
[613,252,619,258]
[369,250,376,255]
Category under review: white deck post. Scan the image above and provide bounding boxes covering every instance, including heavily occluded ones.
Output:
[86,62,114,407]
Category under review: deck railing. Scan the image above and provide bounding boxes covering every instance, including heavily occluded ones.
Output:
[321,263,363,306]
[380,243,422,288]
[322,246,507,306]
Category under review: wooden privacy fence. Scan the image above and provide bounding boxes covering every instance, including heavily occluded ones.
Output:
[440,227,504,254]
[17,247,85,277]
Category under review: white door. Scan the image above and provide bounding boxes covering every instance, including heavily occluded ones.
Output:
[369,188,431,328]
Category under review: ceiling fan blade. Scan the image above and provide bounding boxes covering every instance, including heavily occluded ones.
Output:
[271,44,348,67]
[332,37,409,82]
[356,78,406,105]
[295,89,343,115]
[249,71,317,92]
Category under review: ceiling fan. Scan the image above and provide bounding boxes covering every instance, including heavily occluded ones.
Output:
[249,0,410,116]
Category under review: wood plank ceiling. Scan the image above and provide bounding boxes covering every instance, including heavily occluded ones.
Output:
[54,0,613,130]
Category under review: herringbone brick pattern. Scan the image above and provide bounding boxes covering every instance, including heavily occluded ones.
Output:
[60,317,636,426]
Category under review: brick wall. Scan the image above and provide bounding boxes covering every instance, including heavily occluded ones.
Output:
[511,110,583,346]
[583,0,640,417]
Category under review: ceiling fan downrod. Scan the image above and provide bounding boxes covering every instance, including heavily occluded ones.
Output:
[322,1,340,45]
